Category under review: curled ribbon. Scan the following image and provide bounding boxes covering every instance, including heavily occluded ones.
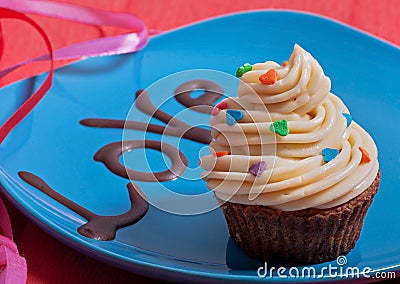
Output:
[0,7,54,145]
[0,1,150,282]
[0,0,149,143]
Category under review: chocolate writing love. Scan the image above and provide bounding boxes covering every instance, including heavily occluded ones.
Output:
[19,79,224,241]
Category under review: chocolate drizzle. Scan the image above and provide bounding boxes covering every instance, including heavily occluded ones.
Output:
[18,171,149,241]
[19,79,224,241]
[80,116,211,144]
[80,79,225,145]
[94,140,188,182]
[174,79,224,113]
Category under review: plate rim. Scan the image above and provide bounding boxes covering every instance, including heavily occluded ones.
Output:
[158,9,400,51]
[1,9,399,283]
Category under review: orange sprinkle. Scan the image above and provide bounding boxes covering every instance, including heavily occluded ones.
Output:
[359,147,371,163]
[282,61,289,67]
[259,69,278,85]
[214,151,230,157]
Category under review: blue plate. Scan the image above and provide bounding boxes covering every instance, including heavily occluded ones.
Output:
[1,11,400,283]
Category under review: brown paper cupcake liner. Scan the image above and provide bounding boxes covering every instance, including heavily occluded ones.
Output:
[219,171,381,265]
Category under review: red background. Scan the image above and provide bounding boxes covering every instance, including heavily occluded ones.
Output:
[1,0,399,283]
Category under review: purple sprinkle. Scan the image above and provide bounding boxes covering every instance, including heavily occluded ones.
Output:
[249,161,267,177]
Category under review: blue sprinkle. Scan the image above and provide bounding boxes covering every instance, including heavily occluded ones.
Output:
[226,109,243,126]
[322,148,339,163]
[342,113,353,127]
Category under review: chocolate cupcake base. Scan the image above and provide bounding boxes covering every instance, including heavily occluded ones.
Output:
[219,171,380,265]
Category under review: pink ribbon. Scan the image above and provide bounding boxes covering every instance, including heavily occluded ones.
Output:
[0,7,54,144]
[0,1,151,282]
[0,200,27,283]
[0,0,150,143]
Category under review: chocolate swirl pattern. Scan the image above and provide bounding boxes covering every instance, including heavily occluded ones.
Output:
[200,44,379,211]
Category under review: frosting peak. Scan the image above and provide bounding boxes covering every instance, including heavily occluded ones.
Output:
[238,44,331,114]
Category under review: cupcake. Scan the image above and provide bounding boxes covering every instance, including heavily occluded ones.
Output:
[200,44,380,264]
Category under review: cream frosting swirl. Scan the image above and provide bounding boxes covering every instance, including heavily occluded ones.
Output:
[200,44,379,211]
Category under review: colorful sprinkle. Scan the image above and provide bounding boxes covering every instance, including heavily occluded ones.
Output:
[259,69,278,85]
[249,161,267,177]
[211,108,220,116]
[270,120,289,136]
[212,101,228,116]
[342,113,353,127]
[359,147,371,163]
[236,63,252,77]
[282,61,289,67]
[226,109,244,126]
[322,148,339,163]
[214,151,230,157]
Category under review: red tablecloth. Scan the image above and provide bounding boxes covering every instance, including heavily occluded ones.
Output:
[1,0,399,283]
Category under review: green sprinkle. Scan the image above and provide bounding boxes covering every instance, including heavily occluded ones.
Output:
[236,63,252,77]
[270,120,289,136]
